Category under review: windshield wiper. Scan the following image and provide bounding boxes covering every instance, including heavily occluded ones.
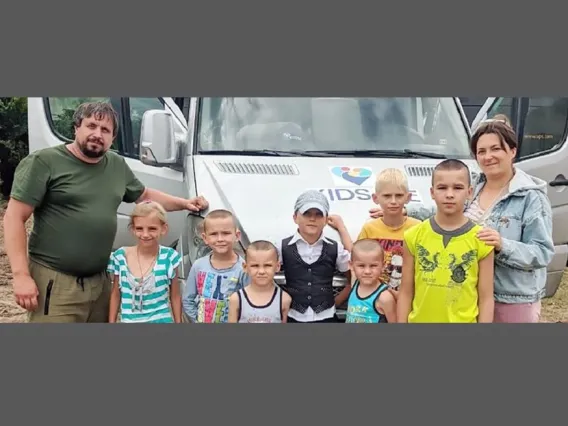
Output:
[400,149,448,159]
[201,149,337,157]
[307,149,447,159]
[200,149,446,159]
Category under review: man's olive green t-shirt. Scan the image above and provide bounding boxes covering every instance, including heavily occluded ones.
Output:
[11,144,146,277]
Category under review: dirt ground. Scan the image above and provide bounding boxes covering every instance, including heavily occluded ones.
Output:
[541,271,568,322]
[0,201,566,323]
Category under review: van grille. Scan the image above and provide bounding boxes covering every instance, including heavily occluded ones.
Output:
[405,164,480,182]
[405,165,435,177]
[214,161,299,176]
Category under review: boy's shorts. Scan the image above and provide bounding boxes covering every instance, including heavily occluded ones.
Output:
[27,260,112,323]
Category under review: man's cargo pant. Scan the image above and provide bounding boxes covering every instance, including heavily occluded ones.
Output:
[28,260,112,323]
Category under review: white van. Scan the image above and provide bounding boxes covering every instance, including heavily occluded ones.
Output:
[471,97,568,299]
[29,97,521,318]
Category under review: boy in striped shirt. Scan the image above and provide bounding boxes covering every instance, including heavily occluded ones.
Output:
[182,209,250,323]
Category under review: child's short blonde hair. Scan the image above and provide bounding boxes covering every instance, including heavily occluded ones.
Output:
[129,200,168,229]
[352,239,385,262]
[375,168,409,194]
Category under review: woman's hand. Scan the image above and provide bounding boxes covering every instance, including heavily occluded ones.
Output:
[477,227,502,252]
[369,207,383,219]
[369,206,407,219]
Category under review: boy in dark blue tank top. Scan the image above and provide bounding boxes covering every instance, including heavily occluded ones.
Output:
[346,239,397,323]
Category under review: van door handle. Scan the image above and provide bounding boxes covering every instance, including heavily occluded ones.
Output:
[549,175,568,187]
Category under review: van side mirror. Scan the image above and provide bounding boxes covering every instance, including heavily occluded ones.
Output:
[139,110,180,167]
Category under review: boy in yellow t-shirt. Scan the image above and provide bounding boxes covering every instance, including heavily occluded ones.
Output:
[397,159,495,323]
[329,168,420,292]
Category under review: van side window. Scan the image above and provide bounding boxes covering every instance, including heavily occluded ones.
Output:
[487,97,515,125]
[128,98,165,153]
[520,97,568,159]
[460,96,489,124]
[47,97,123,152]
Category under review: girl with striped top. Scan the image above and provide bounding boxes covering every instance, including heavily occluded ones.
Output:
[108,201,182,323]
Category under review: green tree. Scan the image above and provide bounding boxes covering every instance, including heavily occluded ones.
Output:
[0,97,28,197]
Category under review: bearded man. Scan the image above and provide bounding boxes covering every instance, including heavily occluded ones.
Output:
[4,101,208,323]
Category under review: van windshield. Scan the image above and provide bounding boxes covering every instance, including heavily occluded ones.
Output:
[196,97,471,158]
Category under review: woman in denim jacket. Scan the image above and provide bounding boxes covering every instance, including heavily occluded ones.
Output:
[370,119,555,323]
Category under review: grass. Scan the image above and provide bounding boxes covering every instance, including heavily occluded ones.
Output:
[541,269,568,322]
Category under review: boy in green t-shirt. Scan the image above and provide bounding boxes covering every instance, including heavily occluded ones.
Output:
[398,159,495,323]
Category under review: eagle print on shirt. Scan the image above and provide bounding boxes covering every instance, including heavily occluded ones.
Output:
[415,244,478,305]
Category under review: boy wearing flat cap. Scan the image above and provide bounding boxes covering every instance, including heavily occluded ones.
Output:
[276,190,351,323]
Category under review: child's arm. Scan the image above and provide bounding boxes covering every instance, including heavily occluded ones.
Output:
[107,253,120,323]
[182,264,199,322]
[170,269,182,323]
[327,214,354,251]
[477,250,495,323]
[109,274,121,323]
[281,290,292,323]
[376,290,397,323]
[335,274,352,306]
[335,243,352,307]
[228,292,240,323]
[396,242,415,323]
[388,288,400,301]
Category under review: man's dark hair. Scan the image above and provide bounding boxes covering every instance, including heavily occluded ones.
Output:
[73,102,119,137]
[432,159,471,185]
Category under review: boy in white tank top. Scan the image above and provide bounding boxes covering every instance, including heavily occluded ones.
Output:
[228,241,292,323]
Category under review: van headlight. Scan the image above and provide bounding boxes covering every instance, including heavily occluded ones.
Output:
[188,215,212,262]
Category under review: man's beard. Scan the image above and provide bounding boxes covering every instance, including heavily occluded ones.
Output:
[78,137,107,158]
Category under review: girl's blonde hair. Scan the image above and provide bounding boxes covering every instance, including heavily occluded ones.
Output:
[128,200,168,229]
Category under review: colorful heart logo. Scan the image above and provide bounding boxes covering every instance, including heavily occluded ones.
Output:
[331,166,372,186]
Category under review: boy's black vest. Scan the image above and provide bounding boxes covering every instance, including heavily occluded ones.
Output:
[281,236,338,314]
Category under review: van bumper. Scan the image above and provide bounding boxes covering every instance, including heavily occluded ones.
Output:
[544,244,568,298]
